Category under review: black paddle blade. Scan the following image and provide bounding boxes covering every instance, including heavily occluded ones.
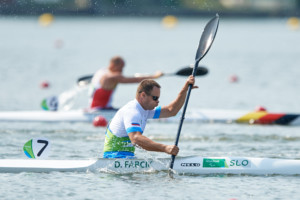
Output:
[175,66,208,76]
[195,14,219,62]
[77,75,93,86]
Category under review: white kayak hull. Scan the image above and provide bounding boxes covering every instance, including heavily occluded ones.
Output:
[1,156,300,175]
[0,109,299,125]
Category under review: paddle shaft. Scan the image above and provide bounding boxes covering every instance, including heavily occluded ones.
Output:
[169,60,200,169]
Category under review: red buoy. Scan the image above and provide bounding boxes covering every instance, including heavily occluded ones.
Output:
[93,116,107,127]
[40,81,50,89]
[255,106,267,112]
[54,39,64,49]
[229,75,239,83]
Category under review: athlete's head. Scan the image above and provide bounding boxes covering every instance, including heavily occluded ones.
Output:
[136,79,161,110]
[109,56,125,72]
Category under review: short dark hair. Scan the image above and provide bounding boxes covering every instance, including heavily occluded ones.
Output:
[137,79,161,96]
[110,56,125,67]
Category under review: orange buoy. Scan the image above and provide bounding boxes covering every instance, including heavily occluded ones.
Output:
[287,17,299,30]
[38,13,54,27]
[162,15,178,29]
[93,116,107,127]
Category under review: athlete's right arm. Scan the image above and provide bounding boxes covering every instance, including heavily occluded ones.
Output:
[128,131,179,155]
[159,75,198,118]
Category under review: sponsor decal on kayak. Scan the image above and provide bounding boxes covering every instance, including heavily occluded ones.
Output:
[203,158,251,168]
[203,158,228,168]
[114,160,152,169]
[181,163,201,167]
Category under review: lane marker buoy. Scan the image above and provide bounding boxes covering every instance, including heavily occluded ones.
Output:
[40,81,50,89]
[229,75,239,83]
[255,106,267,112]
[162,15,178,29]
[93,116,107,127]
[38,13,54,27]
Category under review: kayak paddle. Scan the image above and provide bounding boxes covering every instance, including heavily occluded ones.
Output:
[76,66,208,87]
[165,66,208,76]
[169,14,219,175]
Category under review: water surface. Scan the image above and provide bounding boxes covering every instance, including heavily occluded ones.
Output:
[0,16,300,199]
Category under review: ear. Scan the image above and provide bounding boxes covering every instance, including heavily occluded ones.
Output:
[141,92,147,98]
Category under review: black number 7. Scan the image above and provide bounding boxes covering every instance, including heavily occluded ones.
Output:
[37,140,49,157]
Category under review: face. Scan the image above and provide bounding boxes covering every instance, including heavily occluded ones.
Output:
[109,61,125,72]
[142,86,160,110]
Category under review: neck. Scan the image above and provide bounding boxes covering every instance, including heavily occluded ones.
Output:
[135,98,147,110]
[109,68,121,74]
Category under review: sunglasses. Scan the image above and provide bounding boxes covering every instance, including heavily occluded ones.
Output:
[140,91,159,101]
[151,96,159,101]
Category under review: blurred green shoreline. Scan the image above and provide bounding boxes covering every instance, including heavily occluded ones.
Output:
[1,0,300,17]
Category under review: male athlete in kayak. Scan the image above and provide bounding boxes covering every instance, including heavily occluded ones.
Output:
[103,76,197,158]
[89,56,163,109]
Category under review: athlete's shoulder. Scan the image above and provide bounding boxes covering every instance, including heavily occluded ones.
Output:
[119,100,141,116]
[91,68,107,83]
[94,68,107,76]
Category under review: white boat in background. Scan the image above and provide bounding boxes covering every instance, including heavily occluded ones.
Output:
[1,156,300,175]
[0,108,299,125]
[0,109,116,123]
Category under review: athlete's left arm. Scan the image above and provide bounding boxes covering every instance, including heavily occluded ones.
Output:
[159,75,198,118]
[129,131,179,155]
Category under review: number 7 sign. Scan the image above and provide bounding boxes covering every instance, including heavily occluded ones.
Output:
[23,138,51,159]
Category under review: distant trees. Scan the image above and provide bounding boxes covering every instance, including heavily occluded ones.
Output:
[0,0,300,16]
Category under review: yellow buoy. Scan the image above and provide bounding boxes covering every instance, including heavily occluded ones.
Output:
[162,15,178,29]
[38,13,54,27]
[287,17,299,30]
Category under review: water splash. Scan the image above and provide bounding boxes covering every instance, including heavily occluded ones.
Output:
[58,86,89,111]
